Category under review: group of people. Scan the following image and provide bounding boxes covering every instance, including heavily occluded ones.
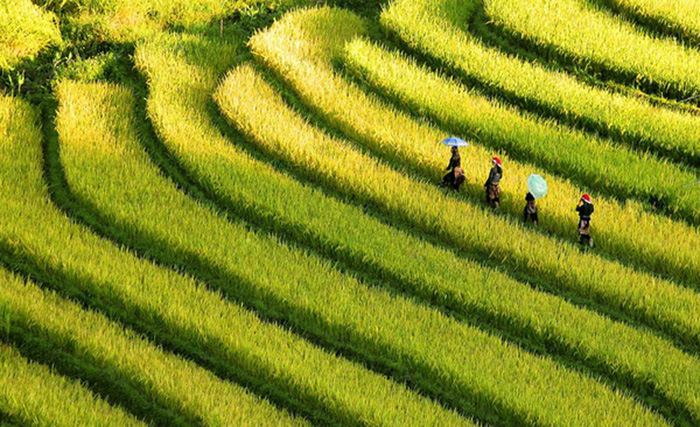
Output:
[441,146,595,247]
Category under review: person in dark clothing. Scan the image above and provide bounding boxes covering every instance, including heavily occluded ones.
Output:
[446,146,461,171]
[576,193,595,247]
[484,157,503,209]
[442,146,465,190]
[523,192,538,225]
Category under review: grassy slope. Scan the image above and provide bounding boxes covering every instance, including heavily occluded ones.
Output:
[57,78,665,425]
[483,0,700,97]
[0,90,467,425]
[250,5,700,287]
[134,25,700,424]
[0,0,61,70]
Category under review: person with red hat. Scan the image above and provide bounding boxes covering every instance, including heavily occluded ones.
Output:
[576,194,595,247]
[484,157,503,209]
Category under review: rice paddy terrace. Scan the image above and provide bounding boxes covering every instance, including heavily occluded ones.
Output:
[1,0,699,425]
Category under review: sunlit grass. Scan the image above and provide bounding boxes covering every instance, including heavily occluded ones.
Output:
[0,0,61,70]
[140,28,700,425]
[483,0,700,96]
[381,0,700,165]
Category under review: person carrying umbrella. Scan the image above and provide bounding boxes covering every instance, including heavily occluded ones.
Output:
[441,138,467,191]
[485,157,503,209]
[524,174,547,225]
[523,192,538,225]
[576,194,595,247]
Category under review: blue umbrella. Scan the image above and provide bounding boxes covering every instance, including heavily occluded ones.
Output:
[441,137,469,147]
[527,174,548,199]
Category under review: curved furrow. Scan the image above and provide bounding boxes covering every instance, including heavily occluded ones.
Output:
[0,93,466,425]
[0,266,306,426]
[482,0,700,99]
[217,53,700,354]
[248,5,700,287]
[133,26,700,424]
[591,0,700,45]
[56,75,665,425]
[0,341,143,427]
[380,0,700,168]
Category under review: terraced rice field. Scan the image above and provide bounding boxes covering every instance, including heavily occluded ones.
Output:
[0,0,698,425]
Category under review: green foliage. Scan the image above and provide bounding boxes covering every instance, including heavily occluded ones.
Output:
[138,24,700,425]
[57,73,663,425]
[381,0,700,167]
[0,343,143,426]
[483,0,700,98]
[0,307,9,341]
[0,0,62,70]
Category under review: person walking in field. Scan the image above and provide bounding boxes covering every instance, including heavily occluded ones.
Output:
[442,146,466,191]
[523,192,538,225]
[485,157,503,209]
[576,194,594,247]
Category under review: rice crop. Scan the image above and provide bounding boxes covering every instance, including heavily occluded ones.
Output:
[0,265,305,426]
[137,27,700,424]
[482,0,700,97]
[248,6,700,287]
[216,61,700,354]
[4,0,700,423]
[62,0,313,42]
[0,341,143,426]
[0,0,61,70]
[0,93,472,426]
[55,78,667,426]
[602,0,700,43]
[380,0,700,166]
[342,37,700,225]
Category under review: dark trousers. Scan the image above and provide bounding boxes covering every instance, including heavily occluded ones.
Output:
[443,172,465,191]
[523,208,538,223]
[578,219,591,245]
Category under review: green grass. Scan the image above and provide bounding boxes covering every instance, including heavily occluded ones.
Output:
[136,26,700,424]
[0,0,61,71]
[380,0,700,167]
[0,266,305,426]
[0,91,471,426]
[482,0,700,97]
[0,341,143,426]
[56,76,667,425]
[249,5,700,288]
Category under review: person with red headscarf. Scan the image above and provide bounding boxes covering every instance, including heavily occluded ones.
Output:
[576,194,595,247]
[484,157,503,209]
